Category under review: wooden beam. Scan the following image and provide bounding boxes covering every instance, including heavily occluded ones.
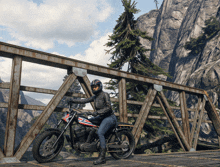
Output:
[190,96,202,145]
[0,149,5,159]
[119,78,127,123]
[180,91,190,143]
[156,96,186,151]
[204,91,220,135]
[193,97,206,150]
[4,56,22,157]
[0,41,205,95]
[158,91,191,151]
[0,83,199,112]
[77,76,95,110]
[14,73,77,160]
[132,88,157,145]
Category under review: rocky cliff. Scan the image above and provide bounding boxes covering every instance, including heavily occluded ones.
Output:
[137,0,220,143]
[137,0,220,105]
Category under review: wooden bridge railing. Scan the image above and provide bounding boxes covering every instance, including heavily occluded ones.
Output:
[0,41,220,163]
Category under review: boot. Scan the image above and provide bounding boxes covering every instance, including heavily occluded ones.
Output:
[93,148,106,165]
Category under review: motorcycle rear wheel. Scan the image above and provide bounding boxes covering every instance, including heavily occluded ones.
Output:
[32,130,64,163]
[108,130,135,159]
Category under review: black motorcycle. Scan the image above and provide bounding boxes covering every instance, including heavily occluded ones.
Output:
[32,104,135,163]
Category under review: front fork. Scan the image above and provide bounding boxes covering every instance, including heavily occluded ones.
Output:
[52,112,76,148]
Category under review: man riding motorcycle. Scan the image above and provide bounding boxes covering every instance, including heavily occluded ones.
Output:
[68,79,117,165]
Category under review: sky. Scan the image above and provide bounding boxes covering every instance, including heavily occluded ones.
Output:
[0,0,163,107]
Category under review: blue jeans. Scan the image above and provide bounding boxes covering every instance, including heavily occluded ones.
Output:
[89,114,117,148]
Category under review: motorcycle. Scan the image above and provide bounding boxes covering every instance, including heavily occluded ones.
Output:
[32,103,135,163]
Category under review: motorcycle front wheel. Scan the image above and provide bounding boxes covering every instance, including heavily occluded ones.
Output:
[108,130,135,159]
[32,129,64,163]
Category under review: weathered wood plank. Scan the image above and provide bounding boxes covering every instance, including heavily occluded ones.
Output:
[132,88,157,145]
[180,91,190,143]
[158,91,191,151]
[156,96,186,151]
[0,148,5,159]
[77,76,95,110]
[190,96,201,145]
[204,91,220,135]
[193,97,206,150]
[0,83,198,112]
[0,41,205,95]
[119,78,127,123]
[4,56,22,157]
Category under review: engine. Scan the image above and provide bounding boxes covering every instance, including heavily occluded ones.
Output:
[73,125,98,152]
[74,125,88,142]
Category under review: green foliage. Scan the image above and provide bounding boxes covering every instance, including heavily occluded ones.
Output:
[105,0,171,138]
[184,16,220,54]
[105,0,168,77]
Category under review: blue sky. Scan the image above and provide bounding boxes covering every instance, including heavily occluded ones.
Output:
[0,0,163,105]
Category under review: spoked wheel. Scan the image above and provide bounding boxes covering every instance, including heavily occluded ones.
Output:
[108,130,135,159]
[32,130,64,163]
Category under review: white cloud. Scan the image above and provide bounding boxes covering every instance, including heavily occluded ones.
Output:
[70,32,114,109]
[0,57,12,82]
[71,32,112,66]
[0,0,113,50]
[0,32,114,105]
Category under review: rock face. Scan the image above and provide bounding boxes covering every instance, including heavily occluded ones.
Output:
[137,0,220,105]
[137,0,220,143]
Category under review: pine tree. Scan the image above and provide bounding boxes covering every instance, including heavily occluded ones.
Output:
[154,0,159,9]
[105,0,169,111]
[105,1,173,151]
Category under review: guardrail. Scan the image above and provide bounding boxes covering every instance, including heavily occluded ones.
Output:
[0,41,220,163]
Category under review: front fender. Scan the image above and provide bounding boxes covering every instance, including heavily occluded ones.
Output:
[44,128,62,133]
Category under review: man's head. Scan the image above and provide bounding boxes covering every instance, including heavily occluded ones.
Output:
[90,79,103,94]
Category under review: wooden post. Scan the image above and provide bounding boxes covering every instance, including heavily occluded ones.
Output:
[4,56,22,157]
[158,91,191,151]
[14,73,77,160]
[119,78,127,123]
[132,87,157,145]
[180,91,190,143]
[77,76,95,110]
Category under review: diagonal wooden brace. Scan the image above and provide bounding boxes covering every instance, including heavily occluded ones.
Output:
[158,91,191,151]
[0,149,5,159]
[14,73,77,160]
[193,97,206,150]
[204,91,220,135]
[77,75,95,110]
[132,88,157,145]
[156,96,186,151]
[180,91,190,143]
